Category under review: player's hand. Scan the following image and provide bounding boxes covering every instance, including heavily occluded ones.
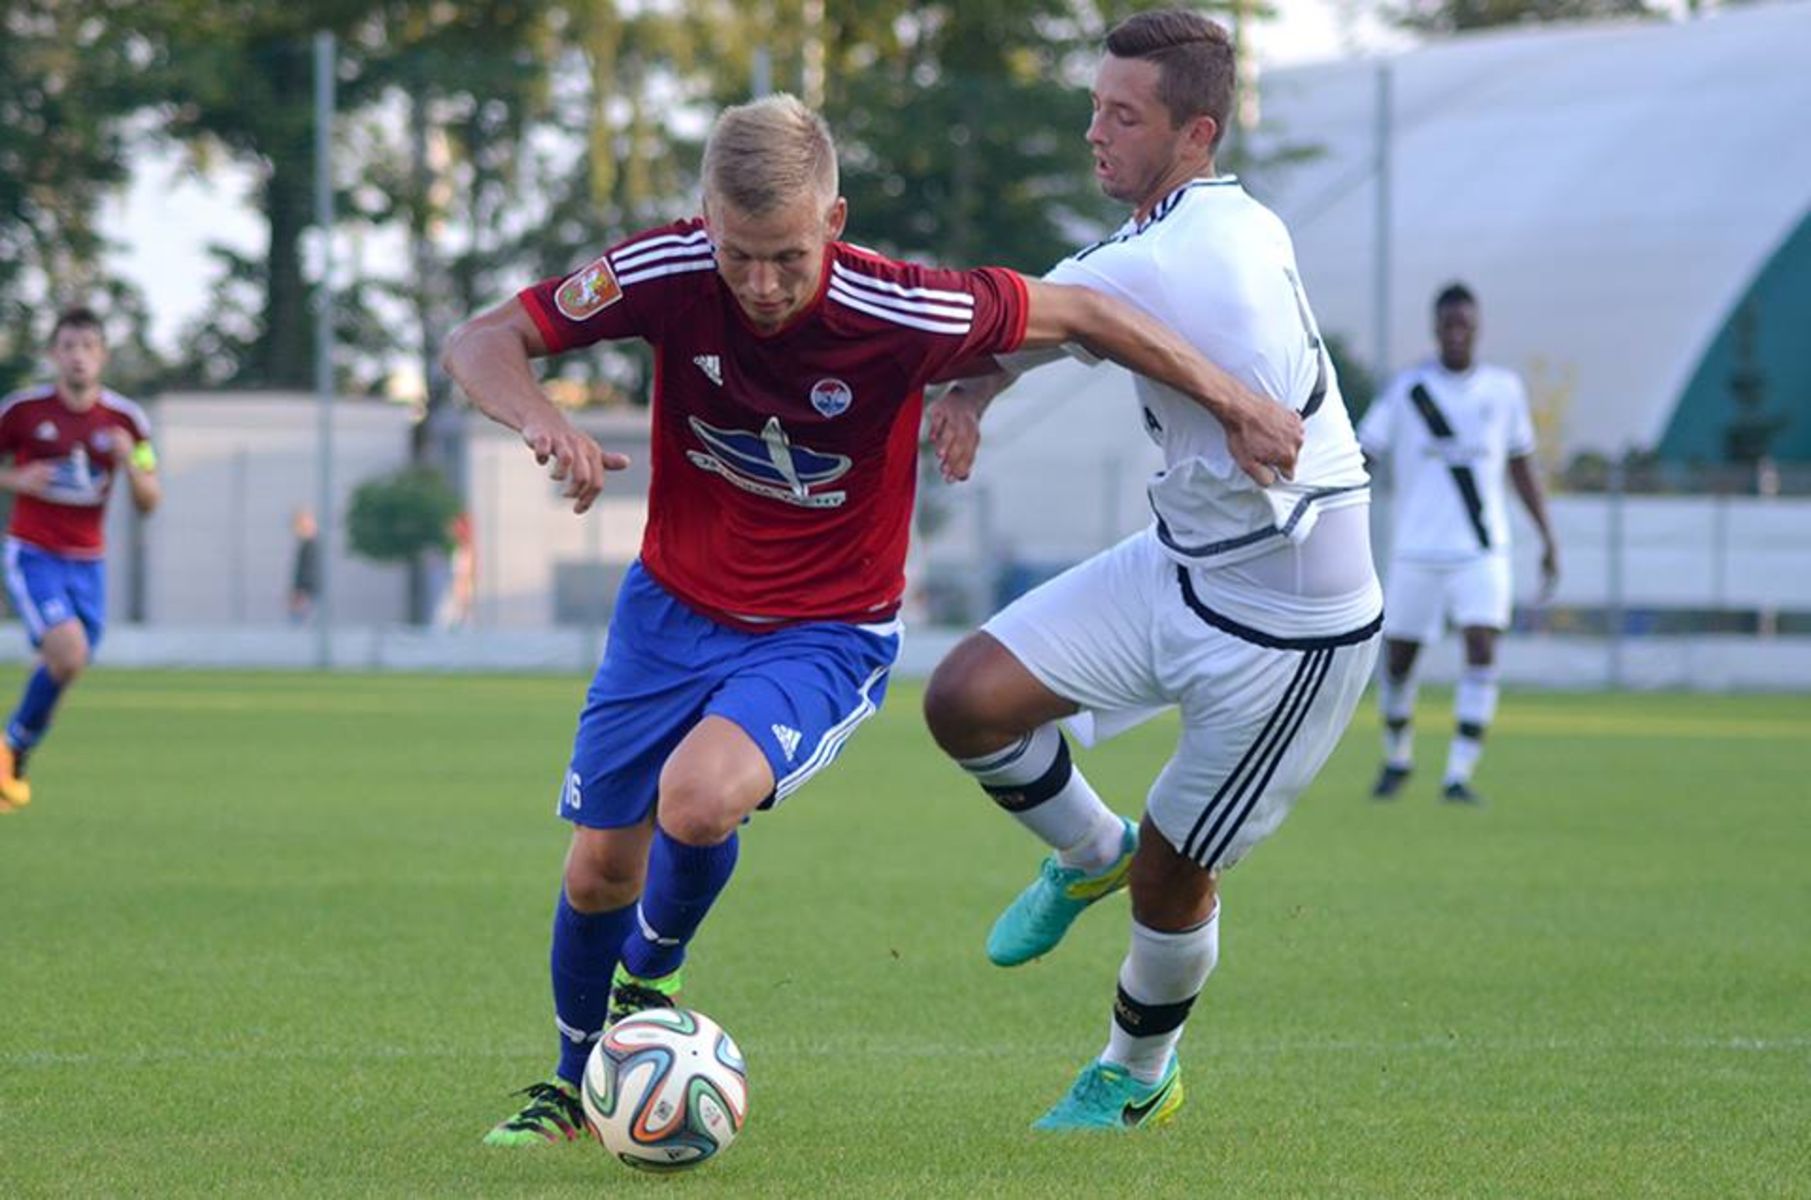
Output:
[5,461,55,497]
[520,409,630,515]
[925,386,985,483]
[1538,542,1560,602]
[1225,398,1304,487]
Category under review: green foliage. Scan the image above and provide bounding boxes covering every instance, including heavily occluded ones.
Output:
[346,464,459,564]
[3,0,1319,404]
[822,4,1110,271]
[1,673,1807,1195]
[127,1,378,388]
[1324,330,1379,423]
[0,0,141,393]
[1388,0,1657,33]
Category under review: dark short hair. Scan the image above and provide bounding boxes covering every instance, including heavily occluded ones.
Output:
[1434,282,1477,312]
[1105,8,1235,148]
[50,305,105,342]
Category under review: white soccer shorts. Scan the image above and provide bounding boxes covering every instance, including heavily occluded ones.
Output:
[1380,554,1512,643]
[982,529,1380,871]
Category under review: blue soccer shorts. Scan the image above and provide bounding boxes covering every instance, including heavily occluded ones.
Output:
[558,561,901,829]
[3,539,106,649]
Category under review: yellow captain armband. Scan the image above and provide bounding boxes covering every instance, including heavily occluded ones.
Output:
[130,440,158,471]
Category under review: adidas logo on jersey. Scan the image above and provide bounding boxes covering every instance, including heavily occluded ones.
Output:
[771,723,802,762]
[693,354,722,386]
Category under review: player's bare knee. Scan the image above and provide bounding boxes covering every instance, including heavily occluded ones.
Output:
[655,774,745,847]
[923,645,987,752]
[925,634,1050,758]
[45,647,88,683]
[563,824,650,910]
[40,625,90,682]
[563,851,642,912]
[1129,825,1217,930]
[656,802,740,847]
[1461,627,1498,667]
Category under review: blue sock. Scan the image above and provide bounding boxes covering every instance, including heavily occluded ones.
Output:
[550,891,636,1085]
[620,828,740,981]
[8,666,64,750]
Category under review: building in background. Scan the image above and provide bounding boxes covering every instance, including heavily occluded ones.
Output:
[1247,3,1811,466]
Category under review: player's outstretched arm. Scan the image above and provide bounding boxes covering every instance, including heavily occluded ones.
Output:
[442,298,629,515]
[1019,279,1303,487]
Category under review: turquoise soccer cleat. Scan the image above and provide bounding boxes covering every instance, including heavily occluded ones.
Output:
[1032,1055,1184,1132]
[986,816,1137,967]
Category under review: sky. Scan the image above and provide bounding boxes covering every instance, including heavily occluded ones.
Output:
[99,1,1413,357]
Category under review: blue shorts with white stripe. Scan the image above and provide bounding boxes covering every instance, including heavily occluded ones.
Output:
[557,560,899,829]
[4,539,106,649]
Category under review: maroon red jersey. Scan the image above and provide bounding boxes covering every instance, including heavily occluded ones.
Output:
[0,386,152,559]
[519,219,1029,624]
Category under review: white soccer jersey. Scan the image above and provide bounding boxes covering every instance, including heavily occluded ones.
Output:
[1358,360,1536,562]
[1008,178,1370,570]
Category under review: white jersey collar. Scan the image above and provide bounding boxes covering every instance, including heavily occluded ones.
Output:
[1134,175,1241,234]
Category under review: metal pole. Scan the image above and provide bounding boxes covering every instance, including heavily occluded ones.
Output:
[313,30,336,668]
[752,46,772,99]
[1606,458,1625,689]
[232,449,247,623]
[1372,62,1393,383]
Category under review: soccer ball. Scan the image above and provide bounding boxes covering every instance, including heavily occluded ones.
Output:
[581,1007,749,1172]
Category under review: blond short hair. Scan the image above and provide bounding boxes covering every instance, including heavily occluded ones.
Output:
[703,93,839,217]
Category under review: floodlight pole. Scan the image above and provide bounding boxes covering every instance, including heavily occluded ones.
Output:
[313,30,336,669]
[1372,61,1393,385]
[752,46,772,98]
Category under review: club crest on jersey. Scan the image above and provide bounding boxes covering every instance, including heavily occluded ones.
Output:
[33,420,57,441]
[554,256,622,320]
[685,416,850,508]
[809,377,853,418]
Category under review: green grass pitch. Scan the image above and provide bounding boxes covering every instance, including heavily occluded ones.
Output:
[1,669,1806,1197]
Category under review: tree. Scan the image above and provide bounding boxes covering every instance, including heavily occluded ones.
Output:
[1388,0,1656,34]
[1324,332,1378,423]
[0,0,158,394]
[132,0,377,388]
[346,464,460,625]
[748,1,1114,272]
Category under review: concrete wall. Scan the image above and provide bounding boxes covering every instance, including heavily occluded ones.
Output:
[113,393,653,631]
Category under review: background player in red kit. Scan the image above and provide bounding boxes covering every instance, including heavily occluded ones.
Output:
[442,92,1301,1146]
[0,306,161,811]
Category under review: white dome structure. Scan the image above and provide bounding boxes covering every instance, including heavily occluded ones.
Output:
[1248,2,1811,460]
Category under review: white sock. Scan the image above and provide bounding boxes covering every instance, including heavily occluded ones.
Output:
[1057,807,1128,874]
[1454,666,1500,728]
[1103,909,1220,1084]
[1446,667,1498,783]
[957,724,1118,867]
[1445,733,1483,784]
[1379,670,1417,768]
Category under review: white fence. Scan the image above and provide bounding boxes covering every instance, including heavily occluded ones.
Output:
[22,390,1808,690]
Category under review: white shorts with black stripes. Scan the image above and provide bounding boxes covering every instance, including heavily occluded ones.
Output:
[1381,553,1512,643]
[982,527,1380,871]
